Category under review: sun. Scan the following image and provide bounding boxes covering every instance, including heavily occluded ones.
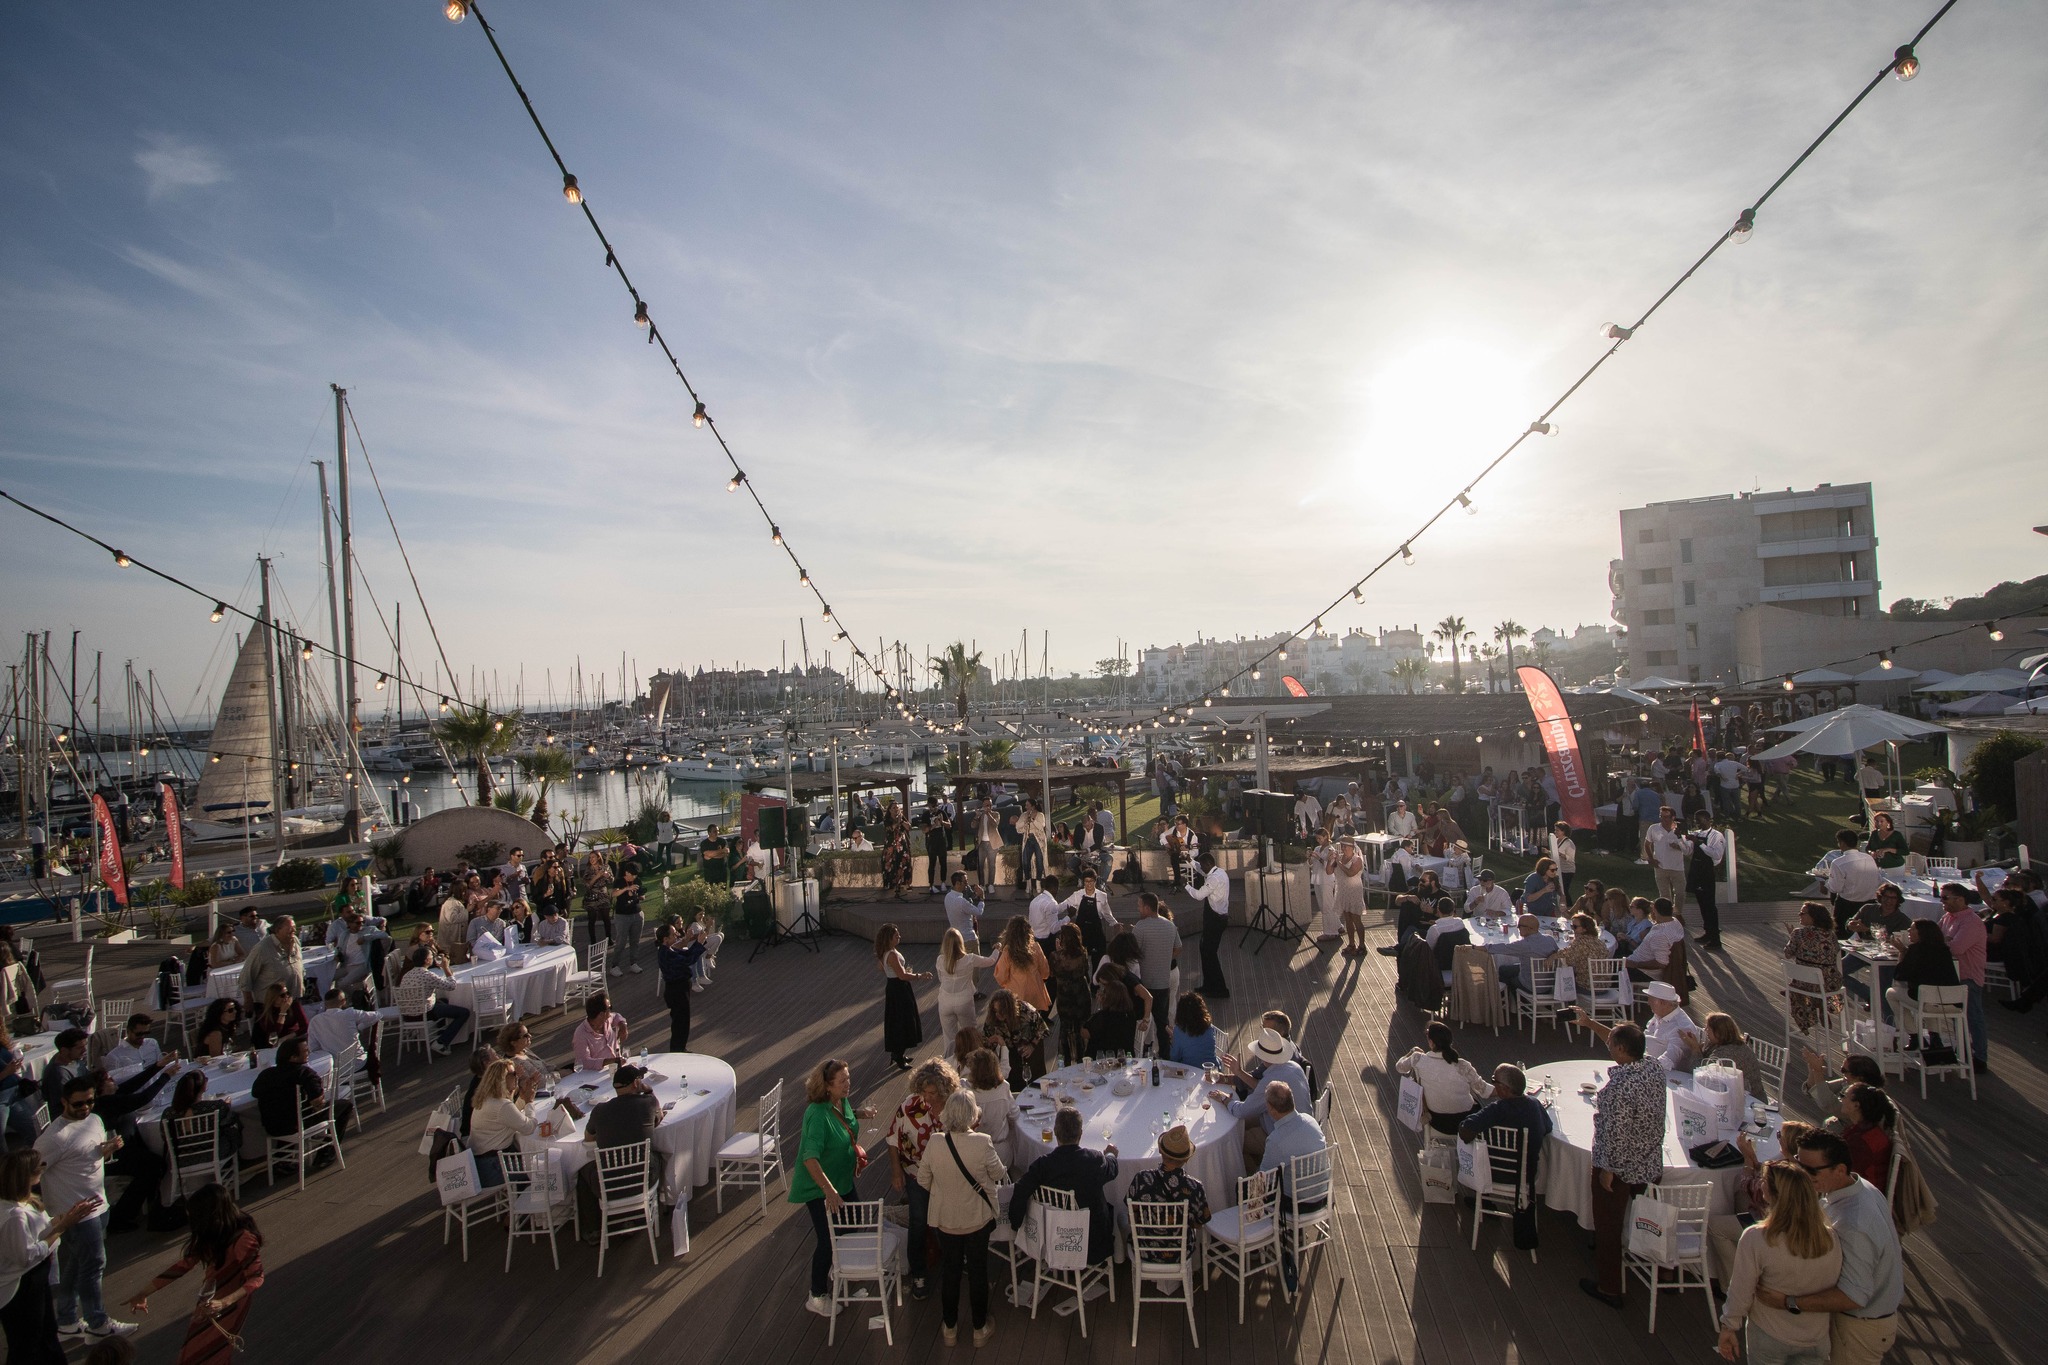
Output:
[1347,338,1534,506]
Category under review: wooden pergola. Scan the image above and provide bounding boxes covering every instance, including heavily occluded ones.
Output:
[741,764,914,836]
[949,765,1134,837]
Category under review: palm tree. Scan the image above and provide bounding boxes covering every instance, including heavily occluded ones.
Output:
[1388,657,1431,695]
[1432,616,1473,694]
[435,700,517,803]
[517,746,574,830]
[928,641,983,770]
[976,737,1017,771]
[1493,620,1528,689]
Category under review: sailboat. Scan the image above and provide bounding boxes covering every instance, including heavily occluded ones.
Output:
[186,627,278,838]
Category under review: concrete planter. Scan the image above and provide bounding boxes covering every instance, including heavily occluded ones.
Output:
[104,929,194,946]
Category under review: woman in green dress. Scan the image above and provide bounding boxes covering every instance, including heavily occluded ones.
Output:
[790,1058,879,1320]
[1866,813,1911,869]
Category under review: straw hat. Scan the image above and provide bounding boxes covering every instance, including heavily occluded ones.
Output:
[1158,1125,1193,1162]
[1249,1028,1294,1066]
[1642,981,1681,1003]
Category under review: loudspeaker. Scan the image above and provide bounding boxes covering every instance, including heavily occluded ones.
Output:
[1241,789,1295,842]
[757,806,807,851]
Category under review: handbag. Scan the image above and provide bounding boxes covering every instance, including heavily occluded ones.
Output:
[1396,1075,1426,1134]
[1688,1140,1744,1169]
[831,1102,869,1177]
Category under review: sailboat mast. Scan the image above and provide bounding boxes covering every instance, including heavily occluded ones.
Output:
[332,385,361,840]
[259,557,286,857]
[315,461,346,721]
[395,603,403,730]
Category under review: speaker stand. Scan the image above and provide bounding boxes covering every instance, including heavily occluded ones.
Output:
[749,871,826,959]
[1240,844,1308,953]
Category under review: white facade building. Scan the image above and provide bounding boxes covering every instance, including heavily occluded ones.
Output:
[1613,482,1880,684]
[1137,627,1429,700]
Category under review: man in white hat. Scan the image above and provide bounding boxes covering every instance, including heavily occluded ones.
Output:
[1216,1028,1312,1169]
[1572,981,1700,1072]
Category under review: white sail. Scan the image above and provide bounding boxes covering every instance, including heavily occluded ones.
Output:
[193,629,276,816]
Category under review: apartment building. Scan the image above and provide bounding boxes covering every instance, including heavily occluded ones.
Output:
[1612,482,1879,683]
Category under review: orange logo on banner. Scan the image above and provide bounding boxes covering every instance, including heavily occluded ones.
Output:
[1515,666,1598,831]
[1281,676,1309,698]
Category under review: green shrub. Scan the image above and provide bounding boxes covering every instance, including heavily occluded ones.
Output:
[661,874,738,928]
[170,874,221,908]
[269,859,326,894]
[1961,731,2044,819]
[456,839,504,869]
[622,799,668,846]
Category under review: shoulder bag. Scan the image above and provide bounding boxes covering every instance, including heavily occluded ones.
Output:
[944,1133,996,1214]
[830,1101,870,1177]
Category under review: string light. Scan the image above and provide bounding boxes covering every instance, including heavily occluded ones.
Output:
[1457,492,1475,515]
[444,0,468,21]
[692,401,707,428]
[1601,323,1634,342]
[1528,421,1558,437]
[727,471,745,492]
[561,173,581,204]
[300,639,314,660]
[209,602,226,622]
[112,549,131,567]
[798,568,809,585]
[770,525,782,545]
[1400,543,1414,566]
[1730,208,1756,244]
[1986,623,2004,642]
[1783,678,1797,691]
[374,673,388,690]
[633,301,649,329]
[1893,44,1919,80]
[1878,652,1894,670]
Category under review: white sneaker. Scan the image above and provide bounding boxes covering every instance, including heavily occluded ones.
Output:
[430,1040,452,1055]
[57,1321,86,1338]
[88,1320,139,1338]
[609,966,623,977]
[804,1294,838,1318]
[692,981,705,993]
[628,964,643,974]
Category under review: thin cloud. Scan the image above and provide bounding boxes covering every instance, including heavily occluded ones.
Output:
[134,131,226,201]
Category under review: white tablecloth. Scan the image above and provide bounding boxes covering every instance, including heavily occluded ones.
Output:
[524,1052,738,1200]
[207,946,336,1001]
[446,946,577,1025]
[14,1031,58,1078]
[134,1050,337,1198]
[1526,1060,1770,1230]
[1802,865,2004,919]
[1011,1060,1241,1209]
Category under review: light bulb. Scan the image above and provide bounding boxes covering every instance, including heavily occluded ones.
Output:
[439,698,450,713]
[822,605,832,621]
[1730,209,1756,244]
[544,732,555,744]
[562,173,581,205]
[634,301,650,329]
[1352,586,1363,602]
[210,602,226,622]
[300,641,314,660]
[1202,698,1212,707]
[1573,721,1583,731]
[1432,738,1441,747]
[798,569,809,585]
[1893,44,1918,80]
[1475,735,1483,744]
[492,720,504,732]
[1400,543,1415,565]
[770,526,782,545]
[1517,728,1526,739]
[1782,678,1796,691]
[693,401,707,428]
[112,549,131,567]
[1639,711,1650,722]
[1879,654,1894,670]
[374,673,387,690]
[1602,323,1634,342]
[445,0,468,21]
[209,753,219,764]
[1251,670,1261,681]
[1278,649,1288,661]
[728,471,744,492]
[1987,623,2004,642]
[1710,695,1721,706]
[1457,491,1475,515]
[1529,421,1558,437]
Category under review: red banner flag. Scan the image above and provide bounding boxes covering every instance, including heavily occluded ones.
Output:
[1690,701,1708,755]
[161,781,186,890]
[92,793,130,907]
[1281,676,1309,698]
[1516,666,1598,832]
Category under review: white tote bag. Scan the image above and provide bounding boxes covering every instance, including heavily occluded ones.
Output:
[1692,1063,1744,1134]
[1418,1145,1457,1204]
[1627,1193,1679,1263]
[1039,1203,1092,1271]
[418,1091,459,1156]
[1015,1203,1044,1262]
[1551,964,1577,1003]
[472,933,504,963]
[669,1201,691,1258]
[1396,1076,1426,1133]
[1455,1137,1492,1192]
[1673,1089,1718,1149]
[436,1147,483,1206]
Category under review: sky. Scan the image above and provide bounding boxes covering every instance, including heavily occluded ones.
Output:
[2,1,2044,721]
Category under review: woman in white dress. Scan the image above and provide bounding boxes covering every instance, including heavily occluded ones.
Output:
[1334,837,1368,956]
[934,928,999,1053]
[1308,829,1340,944]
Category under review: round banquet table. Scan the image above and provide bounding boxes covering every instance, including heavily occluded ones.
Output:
[445,945,577,1028]
[1526,1059,1775,1230]
[207,946,337,1001]
[1011,1060,1241,1209]
[134,1049,338,1199]
[13,1031,59,1078]
[524,1052,738,1200]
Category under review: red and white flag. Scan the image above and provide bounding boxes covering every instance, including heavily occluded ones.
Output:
[1516,666,1598,831]
[160,781,186,890]
[92,793,130,907]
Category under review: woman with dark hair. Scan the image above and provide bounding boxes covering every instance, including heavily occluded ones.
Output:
[1883,918,1959,1026]
[1080,978,1136,1058]
[190,999,242,1061]
[981,990,1048,1090]
[1100,931,1152,1026]
[1837,1082,1896,1187]
[1168,992,1217,1067]
[126,1183,265,1363]
[876,924,929,1070]
[1988,886,2048,1010]
[165,1071,243,1161]
[1395,1021,1489,1135]
[1048,926,1093,1067]
[881,801,913,902]
[1865,813,1910,869]
[1781,903,1842,1034]
[247,983,306,1051]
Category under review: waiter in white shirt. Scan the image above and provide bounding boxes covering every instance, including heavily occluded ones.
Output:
[1060,869,1119,960]
[1185,852,1232,999]
[1463,871,1513,918]
[1385,800,1418,840]
[943,872,986,953]
[1683,811,1728,950]
[1293,790,1322,839]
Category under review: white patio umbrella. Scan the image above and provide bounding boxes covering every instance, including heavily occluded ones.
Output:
[2005,696,2048,714]
[1752,706,1949,761]
[1791,668,1857,684]
[1761,703,1947,738]
[1628,676,1694,691]
[1574,684,1661,707]
[1915,668,2032,694]
[1848,664,1920,683]
[1938,691,2024,716]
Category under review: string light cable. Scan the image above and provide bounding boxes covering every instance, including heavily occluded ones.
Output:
[445,0,939,734]
[1130,0,1960,722]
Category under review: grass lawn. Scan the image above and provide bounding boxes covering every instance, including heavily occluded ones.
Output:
[1459,760,1923,904]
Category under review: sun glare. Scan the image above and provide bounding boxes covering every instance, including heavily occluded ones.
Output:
[1348,338,1533,505]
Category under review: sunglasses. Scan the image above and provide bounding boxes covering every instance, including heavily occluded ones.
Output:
[1793,1158,1834,1175]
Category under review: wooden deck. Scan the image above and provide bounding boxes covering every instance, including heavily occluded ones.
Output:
[49,890,2045,1364]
